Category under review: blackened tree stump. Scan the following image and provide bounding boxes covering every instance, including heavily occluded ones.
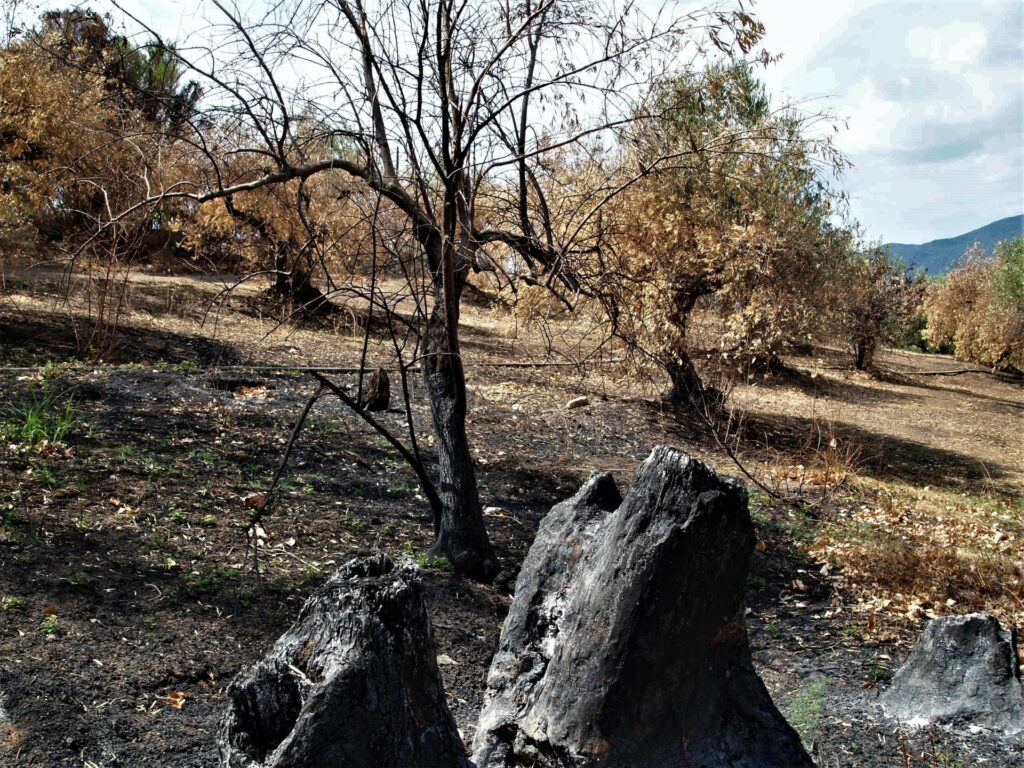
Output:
[217,554,467,768]
[879,613,1024,737]
[360,367,390,412]
[471,446,814,768]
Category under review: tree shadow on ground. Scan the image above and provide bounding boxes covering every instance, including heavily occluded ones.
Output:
[757,362,921,408]
[621,376,1009,493]
[477,457,590,587]
[0,309,241,365]
[739,410,1008,492]
[874,369,1024,413]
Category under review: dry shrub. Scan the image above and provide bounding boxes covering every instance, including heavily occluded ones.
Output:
[801,418,861,492]
[924,241,1024,370]
[512,283,571,329]
[752,410,862,503]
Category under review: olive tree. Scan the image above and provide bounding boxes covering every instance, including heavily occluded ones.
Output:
[562,63,849,408]
[842,245,925,371]
[925,238,1024,371]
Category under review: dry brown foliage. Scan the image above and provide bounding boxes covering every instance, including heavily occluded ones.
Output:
[556,65,851,402]
[924,241,1024,371]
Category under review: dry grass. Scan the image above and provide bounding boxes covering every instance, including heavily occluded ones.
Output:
[722,345,1023,634]
[811,480,1024,634]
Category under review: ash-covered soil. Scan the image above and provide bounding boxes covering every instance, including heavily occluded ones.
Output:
[1,284,1021,767]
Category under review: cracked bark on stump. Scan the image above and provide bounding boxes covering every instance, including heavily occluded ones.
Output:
[217,553,468,768]
[472,445,814,768]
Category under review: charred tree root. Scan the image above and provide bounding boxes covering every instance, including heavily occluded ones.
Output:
[472,446,815,768]
[217,554,468,768]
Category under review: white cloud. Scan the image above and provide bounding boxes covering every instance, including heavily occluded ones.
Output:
[755,0,1023,243]
[906,22,988,70]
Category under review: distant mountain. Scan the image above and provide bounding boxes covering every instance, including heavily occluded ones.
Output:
[886,214,1024,274]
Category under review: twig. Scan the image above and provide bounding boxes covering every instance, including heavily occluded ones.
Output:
[308,370,444,533]
[241,382,323,591]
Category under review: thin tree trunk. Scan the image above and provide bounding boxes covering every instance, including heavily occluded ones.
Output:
[422,270,499,582]
[273,244,291,295]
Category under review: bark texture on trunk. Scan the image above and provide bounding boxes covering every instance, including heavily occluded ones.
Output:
[853,335,876,371]
[217,554,468,768]
[422,277,499,583]
[661,286,722,411]
[665,352,722,411]
[472,446,814,768]
[879,613,1024,736]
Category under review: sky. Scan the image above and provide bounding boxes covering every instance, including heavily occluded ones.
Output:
[753,0,1024,244]
[33,0,1024,244]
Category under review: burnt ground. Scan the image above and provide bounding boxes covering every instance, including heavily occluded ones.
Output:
[1,274,1022,767]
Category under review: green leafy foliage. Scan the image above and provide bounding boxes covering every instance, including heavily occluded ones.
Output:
[992,237,1024,310]
[412,553,454,572]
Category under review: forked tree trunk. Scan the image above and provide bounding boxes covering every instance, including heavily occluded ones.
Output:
[422,275,499,582]
[662,288,722,411]
[472,446,814,768]
[217,554,468,768]
[223,204,329,314]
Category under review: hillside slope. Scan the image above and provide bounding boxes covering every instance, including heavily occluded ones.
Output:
[886,213,1023,274]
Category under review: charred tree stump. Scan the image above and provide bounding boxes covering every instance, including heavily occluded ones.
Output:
[879,613,1024,736]
[359,367,391,412]
[472,446,814,768]
[218,554,468,768]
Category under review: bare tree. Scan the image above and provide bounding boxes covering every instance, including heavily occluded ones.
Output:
[108,0,764,580]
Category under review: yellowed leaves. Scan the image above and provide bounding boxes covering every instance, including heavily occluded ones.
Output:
[924,250,1024,370]
[0,41,157,229]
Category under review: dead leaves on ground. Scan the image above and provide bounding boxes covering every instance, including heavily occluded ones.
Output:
[811,483,1023,634]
